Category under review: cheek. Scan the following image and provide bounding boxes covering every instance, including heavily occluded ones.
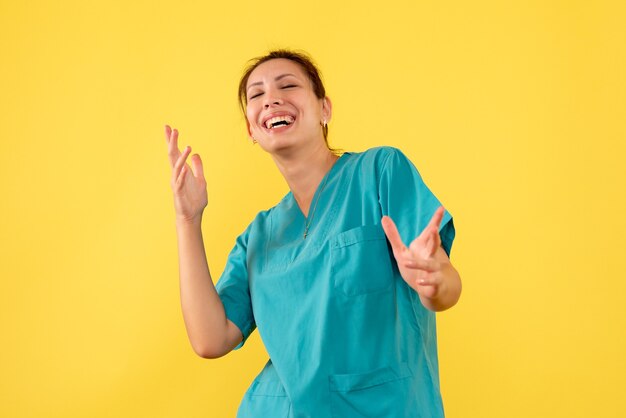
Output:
[246,108,257,126]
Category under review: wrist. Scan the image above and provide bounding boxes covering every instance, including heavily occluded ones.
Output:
[175,215,203,228]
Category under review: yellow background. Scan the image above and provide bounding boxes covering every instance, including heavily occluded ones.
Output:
[1,0,625,417]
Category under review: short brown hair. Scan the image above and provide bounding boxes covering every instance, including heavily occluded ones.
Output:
[238,49,331,143]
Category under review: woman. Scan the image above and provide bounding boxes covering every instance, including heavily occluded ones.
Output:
[164,49,461,418]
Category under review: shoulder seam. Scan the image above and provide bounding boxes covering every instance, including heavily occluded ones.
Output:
[379,146,400,171]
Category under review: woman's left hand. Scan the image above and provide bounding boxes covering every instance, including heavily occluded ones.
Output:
[381,206,450,301]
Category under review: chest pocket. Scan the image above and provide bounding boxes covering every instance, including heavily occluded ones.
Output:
[330,224,395,296]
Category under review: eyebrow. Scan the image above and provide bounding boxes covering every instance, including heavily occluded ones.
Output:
[247,73,297,92]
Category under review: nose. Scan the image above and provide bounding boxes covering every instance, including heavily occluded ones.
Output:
[263,87,284,108]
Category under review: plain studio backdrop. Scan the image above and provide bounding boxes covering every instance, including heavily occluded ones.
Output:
[1,1,625,417]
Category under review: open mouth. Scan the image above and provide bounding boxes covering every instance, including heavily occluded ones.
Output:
[264,115,295,130]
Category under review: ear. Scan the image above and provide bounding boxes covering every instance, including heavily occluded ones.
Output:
[322,96,332,123]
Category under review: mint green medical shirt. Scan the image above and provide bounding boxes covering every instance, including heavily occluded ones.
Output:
[216,147,455,418]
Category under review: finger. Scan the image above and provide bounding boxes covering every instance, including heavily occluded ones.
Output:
[416,274,440,287]
[421,231,434,258]
[424,227,441,257]
[175,164,189,189]
[400,256,439,273]
[408,227,436,258]
[415,207,444,249]
[399,242,438,271]
[381,216,406,252]
[167,128,182,168]
[427,206,445,231]
[165,125,177,148]
[164,125,171,142]
[172,145,191,185]
[190,154,204,180]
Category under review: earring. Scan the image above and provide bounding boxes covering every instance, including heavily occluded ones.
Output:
[252,138,257,144]
[321,120,327,128]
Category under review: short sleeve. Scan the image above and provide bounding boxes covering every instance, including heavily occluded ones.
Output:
[378,147,455,257]
[215,226,256,350]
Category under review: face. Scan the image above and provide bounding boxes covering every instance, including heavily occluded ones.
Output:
[245,58,331,152]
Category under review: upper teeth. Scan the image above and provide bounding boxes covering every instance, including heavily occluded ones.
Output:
[265,115,294,129]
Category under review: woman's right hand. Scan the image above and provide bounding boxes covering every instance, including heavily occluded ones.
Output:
[165,125,208,224]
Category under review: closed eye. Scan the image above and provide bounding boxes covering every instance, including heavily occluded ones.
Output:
[249,84,296,100]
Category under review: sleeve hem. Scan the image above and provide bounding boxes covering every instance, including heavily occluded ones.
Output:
[224,307,255,350]
[439,215,455,257]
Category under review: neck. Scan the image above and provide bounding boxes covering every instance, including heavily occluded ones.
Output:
[271,141,339,217]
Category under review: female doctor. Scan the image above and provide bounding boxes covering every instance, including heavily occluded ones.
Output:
[164,49,462,417]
